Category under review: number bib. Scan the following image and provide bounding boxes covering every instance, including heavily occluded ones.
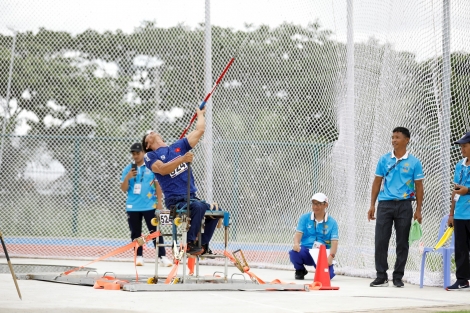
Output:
[169,163,188,178]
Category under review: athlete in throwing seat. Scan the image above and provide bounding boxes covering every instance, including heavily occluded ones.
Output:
[142,106,218,255]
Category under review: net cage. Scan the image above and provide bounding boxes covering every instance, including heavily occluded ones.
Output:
[0,0,469,286]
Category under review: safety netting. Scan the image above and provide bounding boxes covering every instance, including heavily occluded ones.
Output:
[0,0,469,286]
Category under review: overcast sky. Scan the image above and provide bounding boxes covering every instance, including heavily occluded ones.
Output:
[0,0,339,34]
[0,0,469,60]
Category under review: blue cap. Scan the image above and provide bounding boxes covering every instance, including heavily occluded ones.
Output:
[454,132,470,144]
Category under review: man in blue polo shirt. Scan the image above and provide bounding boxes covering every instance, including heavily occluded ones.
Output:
[447,131,470,291]
[368,127,424,288]
[142,106,218,255]
[289,192,339,280]
[120,142,172,267]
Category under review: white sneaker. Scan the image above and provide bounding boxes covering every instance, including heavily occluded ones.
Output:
[136,256,144,266]
[159,256,173,267]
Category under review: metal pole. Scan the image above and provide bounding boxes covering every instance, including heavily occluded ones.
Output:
[0,29,17,173]
[183,163,191,284]
[153,66,161,132]
[204,0,213,203]
[441,0,451,214]
[346,0,356,247]
[0,232,22,300]
[72,138,81,235]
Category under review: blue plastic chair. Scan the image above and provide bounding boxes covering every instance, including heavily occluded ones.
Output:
[419,215,455,289]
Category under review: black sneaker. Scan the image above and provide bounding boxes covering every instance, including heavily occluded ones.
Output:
[446,280,470,291]
[186,242,203,256]
[295,269,309,280]
[201,243,214,255]
[393,278,404,288]
[370,278,389,287]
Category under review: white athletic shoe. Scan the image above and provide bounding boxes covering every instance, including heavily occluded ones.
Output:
[136,256,144,266]
[159,256,173,267]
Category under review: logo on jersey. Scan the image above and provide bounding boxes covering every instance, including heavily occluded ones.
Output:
[161,155,165,160]
[144,154,150,162]
[401,162,410,173]
[175,147,181,153]
[170,162,188,178]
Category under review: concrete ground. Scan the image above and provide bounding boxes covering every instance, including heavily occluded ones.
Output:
[1,258,470,313]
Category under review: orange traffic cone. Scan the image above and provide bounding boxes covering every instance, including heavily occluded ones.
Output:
[307,244,339,290]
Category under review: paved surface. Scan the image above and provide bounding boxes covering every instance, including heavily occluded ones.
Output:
[1,258,469,313]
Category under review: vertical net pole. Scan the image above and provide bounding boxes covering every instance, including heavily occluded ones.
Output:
[153,66,161,132]
[204,0,213,203]
[346,0,356,251]
[0,30,16,173]
[441,0,451,214]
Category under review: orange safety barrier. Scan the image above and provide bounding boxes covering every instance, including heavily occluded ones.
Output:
[63,231,161,282]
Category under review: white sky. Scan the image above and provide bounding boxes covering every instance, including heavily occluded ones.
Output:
[0,0,336,34]
[1,0,470,61]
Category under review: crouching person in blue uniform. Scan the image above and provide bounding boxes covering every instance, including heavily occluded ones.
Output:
[142,106,218,256]
[289,193,339,280]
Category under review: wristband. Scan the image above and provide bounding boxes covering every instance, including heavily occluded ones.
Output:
[329,254,336,258]
[467,188,470,195]
[449,214,454,216]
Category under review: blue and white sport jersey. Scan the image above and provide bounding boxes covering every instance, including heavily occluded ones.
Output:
[120,164,158,212]
[375,151,424,201]
[453,158,470,220]
[144,138,197,199]
[296,213,339,249]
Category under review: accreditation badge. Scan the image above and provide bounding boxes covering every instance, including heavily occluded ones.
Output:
[312,241,323,249]
[133,184,142,195]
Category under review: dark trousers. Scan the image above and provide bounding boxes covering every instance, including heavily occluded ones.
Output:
[289,247,335,279]
[127,210,165,257]
[165,194,219,244]
[454,219,470,281]
[375,200,412,280]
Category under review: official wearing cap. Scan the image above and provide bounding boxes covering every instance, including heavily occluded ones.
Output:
[120,142,172,267]
[289,193,339,280]
[447,132,470,291]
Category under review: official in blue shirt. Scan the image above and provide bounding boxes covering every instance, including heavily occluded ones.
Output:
[368,127,424,288]
[289,193,339,280]
[447,131,470,290]
[142,106,218,256]
[120,143,171,267]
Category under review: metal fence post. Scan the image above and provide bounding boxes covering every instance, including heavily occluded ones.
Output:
[441,0,451,215]
[72,137,81,235]
[0,29,17,173]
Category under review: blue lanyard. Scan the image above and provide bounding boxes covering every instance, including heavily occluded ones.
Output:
[385,159,403,177]
[134,165,145,184]
[313,216,327,240]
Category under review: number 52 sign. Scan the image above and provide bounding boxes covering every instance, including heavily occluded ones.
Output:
[159,213,172,226]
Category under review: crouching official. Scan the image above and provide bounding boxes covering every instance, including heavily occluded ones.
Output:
[289,193,339,280]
